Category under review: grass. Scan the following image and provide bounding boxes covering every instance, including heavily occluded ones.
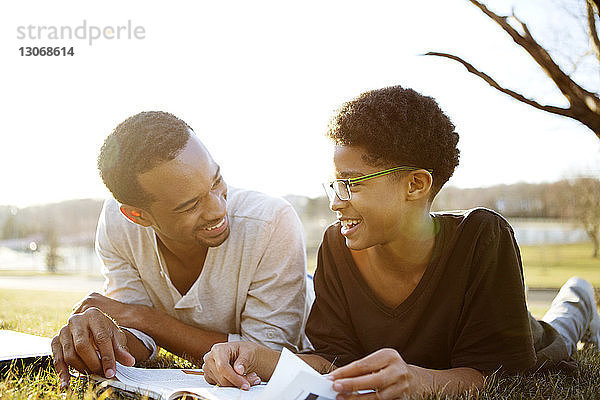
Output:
[0,288,197,400]
[1,240,600,399]
[521,242,600,288]
[0,289,85,337]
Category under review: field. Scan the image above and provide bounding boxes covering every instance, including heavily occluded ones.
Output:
[1,242,599,399]
[521,242,600,288]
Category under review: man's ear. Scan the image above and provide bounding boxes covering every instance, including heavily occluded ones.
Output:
[406,170,433,201]
[120,205,152,227]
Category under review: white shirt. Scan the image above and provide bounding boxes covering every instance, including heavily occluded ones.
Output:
[95,186,312,357]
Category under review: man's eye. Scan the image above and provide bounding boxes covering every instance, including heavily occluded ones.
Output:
[184,201,200,213]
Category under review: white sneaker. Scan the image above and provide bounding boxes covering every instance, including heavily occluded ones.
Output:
[581,288,600,349]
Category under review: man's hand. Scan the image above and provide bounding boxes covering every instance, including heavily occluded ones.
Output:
[327,348,420,399]
[73,292,146,328]
[51,307,136,389]
[202,342,279,390]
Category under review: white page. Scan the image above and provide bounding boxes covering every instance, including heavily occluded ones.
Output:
[257,348,336,400]
[267,370,336,400]
[112,363,264,400]
[0,330,51,361]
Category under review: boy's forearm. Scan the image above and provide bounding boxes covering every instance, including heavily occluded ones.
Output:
[298,354,339,375]
[408,364,484,395]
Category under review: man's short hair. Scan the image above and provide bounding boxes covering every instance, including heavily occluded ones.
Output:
[98,111,192,207]
[326,85,460,198]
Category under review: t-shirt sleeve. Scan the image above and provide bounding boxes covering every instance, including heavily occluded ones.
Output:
[95,201,158,358]
[450,216,536,373]
[238,205,309,352]
[306,229,363,367]
[95,201,153,307]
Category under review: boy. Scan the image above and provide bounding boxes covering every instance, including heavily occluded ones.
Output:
[201,86,600,398]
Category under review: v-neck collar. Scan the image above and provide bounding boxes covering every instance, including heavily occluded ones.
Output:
[149,228,211,310]
[339,216,446,318]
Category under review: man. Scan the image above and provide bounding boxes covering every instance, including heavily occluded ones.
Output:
[51,111,311,389]
[202,86,600,398]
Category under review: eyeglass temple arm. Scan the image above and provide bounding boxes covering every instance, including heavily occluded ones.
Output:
[349,166,432,184]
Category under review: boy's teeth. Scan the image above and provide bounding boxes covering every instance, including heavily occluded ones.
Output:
[341,219,361,228]
[206,218,225,231]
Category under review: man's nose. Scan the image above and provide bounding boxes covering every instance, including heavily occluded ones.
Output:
[201,191,226,221]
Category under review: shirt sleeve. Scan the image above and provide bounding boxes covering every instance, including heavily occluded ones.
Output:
[95,201,158,359]
[305,229,364,367]
[236,205,309,352]
[450,216,536,373]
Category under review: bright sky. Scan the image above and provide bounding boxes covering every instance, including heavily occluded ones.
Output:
[1,0,598,207]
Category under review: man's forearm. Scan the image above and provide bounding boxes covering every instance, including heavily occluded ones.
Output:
[408,364,484,395]
[128,306,227,362]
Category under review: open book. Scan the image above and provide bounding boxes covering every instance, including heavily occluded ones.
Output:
[91,348,337,400]
[0,330,53,376]
[0,330,52,361]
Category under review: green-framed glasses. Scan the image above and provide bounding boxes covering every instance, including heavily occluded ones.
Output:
[323,166,433,202]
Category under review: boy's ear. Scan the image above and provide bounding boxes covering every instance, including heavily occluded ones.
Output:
[120,205,152,227]
[406,170,433,201]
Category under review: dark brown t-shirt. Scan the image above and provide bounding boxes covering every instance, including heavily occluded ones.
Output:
[306,208,569,373]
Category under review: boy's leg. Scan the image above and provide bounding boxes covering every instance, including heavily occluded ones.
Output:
[542,277,600,356]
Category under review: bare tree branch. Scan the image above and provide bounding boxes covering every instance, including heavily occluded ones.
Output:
[468,0,599,107]
[587,0,600,63]
[427,0,600,140]
[424,52,573,117]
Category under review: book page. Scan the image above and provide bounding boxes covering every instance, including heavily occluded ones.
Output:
[112,363,265,400]
[256,349,336,400]
[93,349,336,400]
[0,330,51,361]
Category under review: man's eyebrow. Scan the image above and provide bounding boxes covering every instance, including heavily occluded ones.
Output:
[172,166,221,212]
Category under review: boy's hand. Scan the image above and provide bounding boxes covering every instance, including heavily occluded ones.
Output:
[327,348,420,399]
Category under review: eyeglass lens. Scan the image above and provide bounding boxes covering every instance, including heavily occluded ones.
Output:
[332,181,350,201]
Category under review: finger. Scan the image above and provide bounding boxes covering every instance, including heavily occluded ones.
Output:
[51,337,71,389]
[68,317,103,374]
[87,309,118,378]
[211,345,251,390]
[114,330,135,367]
[203,358,239,388]
[202,360,218,385]
[59,326,89,374]
[335,391,386,400]
[115,343,135,367]
[233,351,255,376]
[332,369,388,394]
[329,349,398,380]
[246,372,261,386]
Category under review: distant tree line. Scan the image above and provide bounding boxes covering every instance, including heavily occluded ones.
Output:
[432,179,593,219]
[0,199,103,246]
[1,178,598,259]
